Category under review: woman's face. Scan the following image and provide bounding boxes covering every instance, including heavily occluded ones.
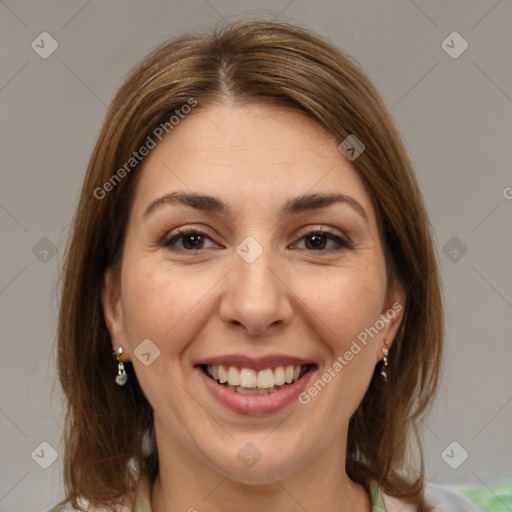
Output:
[102,103,404,484]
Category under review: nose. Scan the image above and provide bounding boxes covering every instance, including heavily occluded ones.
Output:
[218,247,294,336]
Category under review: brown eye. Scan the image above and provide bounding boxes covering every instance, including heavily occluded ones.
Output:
[296,230,352,251]
[305,233,329,250]
[180,233,205,250]
[162,229,217,251]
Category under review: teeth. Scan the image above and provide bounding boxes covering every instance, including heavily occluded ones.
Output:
[273,366,285,385]
[205,364,307,389]
[284,365,294,384]
[236,386,258,395]
[235,385,280,395]
[239,368,257,388]
[218,365,228,383]
[257,368,274,388]
[227,366,240,386]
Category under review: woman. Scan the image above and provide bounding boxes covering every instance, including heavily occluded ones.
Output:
[53,20,480,512]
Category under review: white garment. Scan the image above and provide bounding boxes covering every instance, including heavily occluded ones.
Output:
[51,478,483,511]
[424,482,483,511]
[382,482,483,512]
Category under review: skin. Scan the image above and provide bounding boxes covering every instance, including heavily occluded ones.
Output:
[102,102,405,512]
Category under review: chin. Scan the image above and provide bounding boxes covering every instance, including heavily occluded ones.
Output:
[202,441,307,485]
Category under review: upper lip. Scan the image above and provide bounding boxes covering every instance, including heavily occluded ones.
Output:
[195,354,316,372]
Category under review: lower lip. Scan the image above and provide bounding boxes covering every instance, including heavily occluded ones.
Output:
[196,366,315,417]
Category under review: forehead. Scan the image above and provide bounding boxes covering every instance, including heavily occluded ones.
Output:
[131,102,374,218]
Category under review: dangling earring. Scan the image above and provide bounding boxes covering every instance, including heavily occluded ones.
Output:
[380,339,389,383]
[113,346,128,386]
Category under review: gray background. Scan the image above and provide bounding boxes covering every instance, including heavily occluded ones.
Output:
[1,1,511,511]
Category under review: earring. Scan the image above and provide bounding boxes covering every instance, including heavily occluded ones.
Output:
[113,346,128,386]
[380,340,389,383]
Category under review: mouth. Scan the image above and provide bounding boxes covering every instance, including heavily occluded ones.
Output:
[194,354,318,415]
[199,363,316,395]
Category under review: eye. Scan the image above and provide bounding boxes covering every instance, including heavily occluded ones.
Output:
[160,227,352,253]
[161,228,218,251]
[293,229,352,251]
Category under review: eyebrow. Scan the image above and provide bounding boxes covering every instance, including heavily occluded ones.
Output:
[143,191,368,222]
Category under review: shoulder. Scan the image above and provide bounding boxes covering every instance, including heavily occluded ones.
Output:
[46,500,134,512]
[423,482,482,511]
[47,504,135,512]
[380,481,482,512]
[47,474,152,512]
[47,503,138,512]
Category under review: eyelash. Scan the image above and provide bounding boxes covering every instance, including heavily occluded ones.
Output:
[160,226,352,253]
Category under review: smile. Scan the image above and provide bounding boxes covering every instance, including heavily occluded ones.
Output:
[196,360,317,416]
[202,364,311,395]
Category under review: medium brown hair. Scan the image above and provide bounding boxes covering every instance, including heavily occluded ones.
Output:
[57,20,443,511]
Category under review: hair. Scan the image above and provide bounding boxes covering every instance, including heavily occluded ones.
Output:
[57,19,443,511]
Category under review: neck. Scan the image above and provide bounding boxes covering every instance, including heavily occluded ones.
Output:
[150,420,371,512]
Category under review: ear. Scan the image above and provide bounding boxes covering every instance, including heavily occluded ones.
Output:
[377,279,406,358]
[100,266,130,360]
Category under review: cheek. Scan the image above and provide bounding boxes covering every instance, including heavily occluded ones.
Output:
[293,267,384,403]
[295,264,385,344]
[119,263,210,419]
[119,255,237,381]
[120,262,210,351]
